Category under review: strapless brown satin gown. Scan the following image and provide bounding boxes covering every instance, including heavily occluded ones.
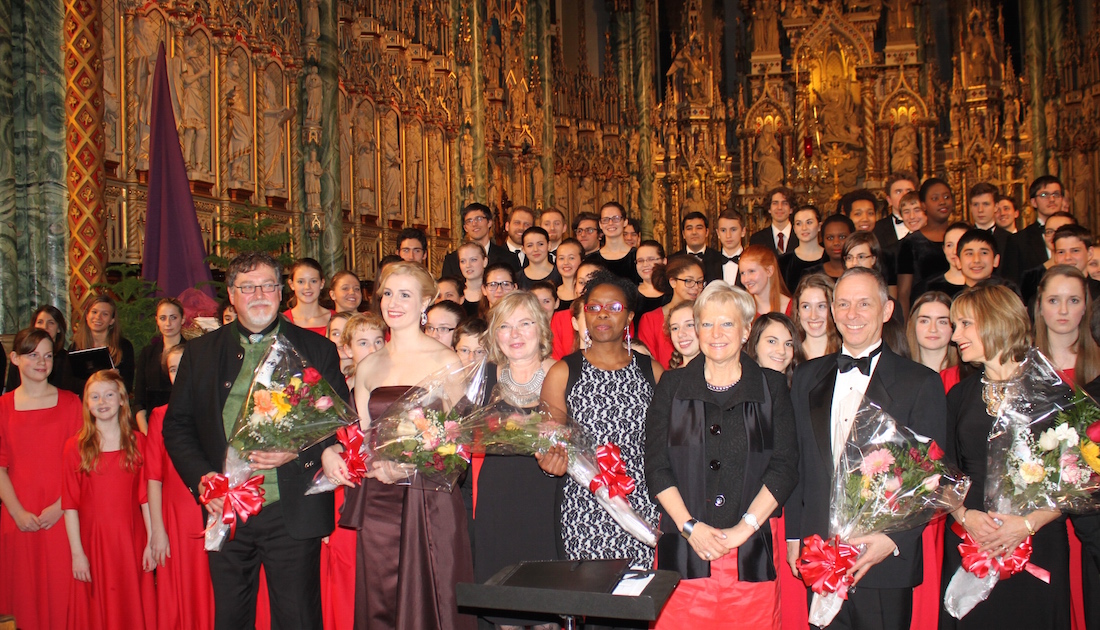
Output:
[341,386,476,630]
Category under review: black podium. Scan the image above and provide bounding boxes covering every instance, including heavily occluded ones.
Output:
[456,559,680,629]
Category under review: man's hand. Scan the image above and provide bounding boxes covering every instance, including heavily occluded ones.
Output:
[786,540,801,578]
[201,472,225,517]
[249,451,298,470]
[847,533,898,585]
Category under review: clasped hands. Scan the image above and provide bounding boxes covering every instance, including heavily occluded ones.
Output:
[786,533,898,585]
[320,445,412,486]
[684,521,756,561]
[960,509,1042,558]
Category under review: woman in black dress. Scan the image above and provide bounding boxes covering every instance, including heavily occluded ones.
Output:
[635,240,668,328]
[586,202,640,283]
[70,295,136,395]
[133,298,186,433]
[942,284,1069,629]
[779,205,827,291]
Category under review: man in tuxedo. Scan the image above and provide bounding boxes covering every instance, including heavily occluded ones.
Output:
[1015,175,1066,273]
[540,207,566,254]
[503,205,535,266]
[872,173,917,287]
[671,211,724,283]
[716,208,745,286]
[786,267,947,630]
[164,252,350,630]
[440,202,521,278]
[573,212,602,256]
[750,186,797,255]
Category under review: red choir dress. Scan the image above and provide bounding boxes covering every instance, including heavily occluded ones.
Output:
[322,383,358,630]
[146,406,214,630]
[0,390,82,630]
[63,433,156,630]
[282,309,335,337]
[637,308,674,370]
[1056,368,1091,630]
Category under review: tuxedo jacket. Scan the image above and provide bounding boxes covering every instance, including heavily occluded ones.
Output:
[786,346,947,589]
[872,216,902,256]
[439,241,521,279]
[1013,221,1049,276]
[749,226,799,257]
[163,318,350,540]
[670,246,725,284]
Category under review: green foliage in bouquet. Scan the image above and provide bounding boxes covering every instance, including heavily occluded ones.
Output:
[472,409,573,454]
[374,406,470,480]
[230,366,347,453]
[841,440,951,535]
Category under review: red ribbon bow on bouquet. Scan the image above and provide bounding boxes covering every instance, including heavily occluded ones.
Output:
[798,534,860,599]
[951,522,1050,584]
[337,425,370,483]
[200,473,266,540]
[589,443,636,499]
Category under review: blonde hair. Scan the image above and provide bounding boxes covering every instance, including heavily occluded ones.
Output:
[377,261,437,304]
[693,281,756,330]
[485,291,552,365]
[340,312,388,377]
[77,371,141,473]
[906,291,959,371]
[951,284,1031,365]
[1033,265,1100,385]
[667,300,696,369]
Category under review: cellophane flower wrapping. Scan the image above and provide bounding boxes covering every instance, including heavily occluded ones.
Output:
[461,391,661,548]
[803,393,969,626]
[367,360,489,492]
[945,348,1100,618]
[204,334,358,550]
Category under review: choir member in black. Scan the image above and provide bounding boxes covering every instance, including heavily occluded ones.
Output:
[1049,224,1100,300]
[70,295,136,395]
[502,206,535,267]
[4,305,78,395]
[873,172,919,261]
[1015,176,1067,275]
[897,178,954,314]
[440,203,522,278]
[942,284,1069,630]
[671,212,724,283]
[518,227,561,289]
[923,222,972,300]
[803,213,854,280]
[779,205,828,292]
[585,202,640,282]
[133,297,186,433]
[715,209,747,286]
[1018,212,1078,307]
[749,186,798,256]
[635,239,669,327]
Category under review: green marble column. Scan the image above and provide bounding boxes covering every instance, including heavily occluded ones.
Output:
[633,0,656,238]
[1022,0,1048,178]
[0,0,68,332]
[299,0,343,276]
[469,0,487,205]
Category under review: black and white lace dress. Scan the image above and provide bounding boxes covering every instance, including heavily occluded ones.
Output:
[560,351,659,568]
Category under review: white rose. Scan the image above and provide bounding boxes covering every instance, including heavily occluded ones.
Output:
[395,420,418,437]
[1039,428,1060,452]
[1054,424,1080,446]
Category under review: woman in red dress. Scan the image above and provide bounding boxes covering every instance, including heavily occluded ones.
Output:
[63,370,156,630]
[283,257,334,336]
[147,344,213,630]
[637,254,705,369]
[0,328,82,630]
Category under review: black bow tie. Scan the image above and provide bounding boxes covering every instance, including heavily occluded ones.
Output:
[892,214,904,225]
[722,253,741,265]
[836,345,883,376]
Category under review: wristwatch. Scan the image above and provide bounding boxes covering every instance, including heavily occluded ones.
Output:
[680,518,698,540]
[742,512,760,532]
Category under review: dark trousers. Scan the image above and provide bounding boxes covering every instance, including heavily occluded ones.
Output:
[810,587,913,630]
[208,500,323,630]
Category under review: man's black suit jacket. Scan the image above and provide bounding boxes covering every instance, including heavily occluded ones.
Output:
[1014,221,1049,276]
[440,241,521,279]
[872,217,903,283]
[786,346,948,589]
[163,318,350,540]
[669,247,724,284]
[749,226,799,257]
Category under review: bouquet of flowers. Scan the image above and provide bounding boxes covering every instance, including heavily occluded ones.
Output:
[203,335,357,551]
[366,360,488,492]
[462,393,661,548]
[800,393,969,626]
[944,349,1100,619]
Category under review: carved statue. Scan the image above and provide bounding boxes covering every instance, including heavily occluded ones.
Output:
[752,0,779,53]
[305,148,322,211]
[554,175,569,210]
[305,67,323,126]
[225,58,253,184]
[340,97,355,205]
[133,15,160,167]
[458,68,472,110]
[683,180,706,216]
[102,23,120,157]
[890,117,919,175]
[531,163,544,207]
[406,123,424,222]
[1072,152,1093,223]
[262,71,295,193]
[577,176,596,214]
[459,129,474,175]
[354,102,377,216]
[428,131,447,226]
[486,32,502,89]
[817,77,861,146]
[305,0,320,39]
[754,123,784,191]
[175,36,210,175]
[966,15,994,86]
[1045,100,1059,145]
[381,112,402,219]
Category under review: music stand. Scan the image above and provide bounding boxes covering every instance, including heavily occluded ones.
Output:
[457,559,680,630]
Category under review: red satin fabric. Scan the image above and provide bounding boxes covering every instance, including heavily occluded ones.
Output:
[798,534,858,599]
[200,473,265,541]
[589,443,635,499]
[655,519,782,629]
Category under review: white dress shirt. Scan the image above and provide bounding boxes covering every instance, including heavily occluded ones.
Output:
[721,247,743,285]
[830,340,883,465]
[892,213,909,241]
[507,241,525,265]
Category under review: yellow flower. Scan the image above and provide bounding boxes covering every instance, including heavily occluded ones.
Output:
[505,421,520,431]
[436,443,456,456]
[1019,461,1047,484]
[270,391,292,419]
[1081,439,1100,474]
[290,376,303,389]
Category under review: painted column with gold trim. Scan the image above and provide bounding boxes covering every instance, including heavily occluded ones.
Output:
[64,0,106,321]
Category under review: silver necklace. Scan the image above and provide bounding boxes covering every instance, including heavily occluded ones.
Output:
[501,366,546,404]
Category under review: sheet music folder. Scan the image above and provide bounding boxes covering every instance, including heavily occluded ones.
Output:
[456,560,680,622]
[68,347,114,380]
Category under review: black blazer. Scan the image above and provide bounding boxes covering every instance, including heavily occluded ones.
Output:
[440,241,521,279]
[872,216,903,257]
[669,247,724,284]
[786,346,947,589]
[749,226,799,257]
[163,318,350,540]
[1014,221,1049,275]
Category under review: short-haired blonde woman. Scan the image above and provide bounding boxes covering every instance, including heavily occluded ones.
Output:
[322,261,475,630]
[944,284,1067,629]
[645,281,798,629]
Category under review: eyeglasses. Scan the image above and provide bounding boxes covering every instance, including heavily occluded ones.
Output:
[463,215,489,225]
[636,257,663,265]
[583,302,626,314]
[671,277,706,289]
[485,281,515,290]
[456,347,486,358]
[1036,191,1064,200]
[844,253,874,264]
[497,320,537,335]
[425,325,456,335]
[575,227,599,235]
[233,283,280,294]
[599,215,624,225]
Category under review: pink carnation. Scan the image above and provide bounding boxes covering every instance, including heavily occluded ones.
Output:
[860,449,896,477]
[314,396,334,412]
